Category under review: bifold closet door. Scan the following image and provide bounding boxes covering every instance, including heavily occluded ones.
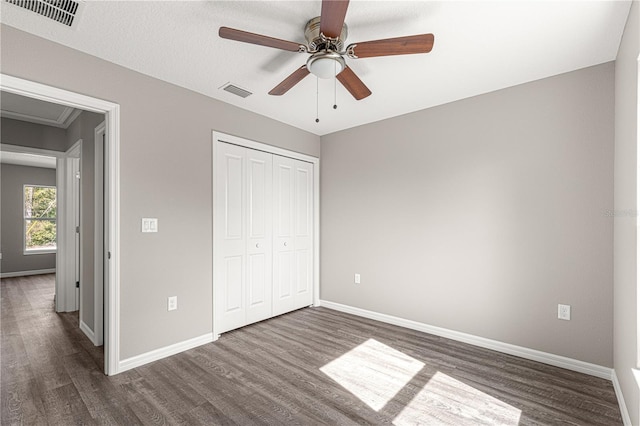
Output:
[273,155,313,316]
[214,142,273,334]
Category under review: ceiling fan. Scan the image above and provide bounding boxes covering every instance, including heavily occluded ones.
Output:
[219,0,434,101]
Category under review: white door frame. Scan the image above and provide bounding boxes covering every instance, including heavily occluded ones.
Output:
[212,131,320,340]
[94,121,105,347]
[0,73,121,376]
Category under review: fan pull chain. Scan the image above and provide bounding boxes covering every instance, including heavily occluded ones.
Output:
[315,76,320,123]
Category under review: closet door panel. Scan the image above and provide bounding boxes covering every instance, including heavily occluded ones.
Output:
[294,161,313,307]
[273,156,295,315]
[215,143,246,333]
[246,151,273,324]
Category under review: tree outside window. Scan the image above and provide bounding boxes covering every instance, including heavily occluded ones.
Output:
[24,185,57,252]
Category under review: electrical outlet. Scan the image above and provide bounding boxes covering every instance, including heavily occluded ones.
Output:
[354,273,361,284]
[558,304,571,320]
[168,296,178,311]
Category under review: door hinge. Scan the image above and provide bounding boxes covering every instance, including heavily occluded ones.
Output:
[108,252,111,260]
[76,226,80,233]
[76,281,80,288]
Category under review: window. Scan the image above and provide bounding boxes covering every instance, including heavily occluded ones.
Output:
[24,185,57,253]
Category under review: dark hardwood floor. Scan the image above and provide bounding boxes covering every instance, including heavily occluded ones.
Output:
[1,274,623,425]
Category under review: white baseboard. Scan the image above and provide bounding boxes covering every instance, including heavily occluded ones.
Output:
[0,268,56,279]
[319,300,613,380]
[79,320,97,346]
[118,333,214,373]
[612,369,633,426]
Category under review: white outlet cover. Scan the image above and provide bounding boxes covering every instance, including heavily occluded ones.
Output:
[558,304,571,321]
[354,273,361,284]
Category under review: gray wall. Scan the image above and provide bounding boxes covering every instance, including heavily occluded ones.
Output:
[0,164,57,273]
[0,25,321,359]
[613,1,639,423]
[321,63,615,367]
[66,110,105,331]
[1,117,68,151]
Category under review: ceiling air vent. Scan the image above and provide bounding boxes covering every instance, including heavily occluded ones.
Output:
[4,0,81,27]
[221,83,252,99]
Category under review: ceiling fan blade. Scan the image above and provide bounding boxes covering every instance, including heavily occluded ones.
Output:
[348,34,434,58]
[320,0,350,39]
[269,66,311,96]
[336,66,371,100]
[219,27,304,52]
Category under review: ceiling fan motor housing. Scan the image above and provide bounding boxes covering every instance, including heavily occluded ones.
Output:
[304,16,348,52]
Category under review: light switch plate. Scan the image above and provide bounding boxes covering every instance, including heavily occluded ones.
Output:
[354,273,361,284]
[168,296,177,311]
[142,218,158,233]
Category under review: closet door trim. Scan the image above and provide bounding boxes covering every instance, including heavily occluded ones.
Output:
[212,131,319,340]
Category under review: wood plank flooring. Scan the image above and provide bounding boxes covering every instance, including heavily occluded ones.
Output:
[1,274,623,425]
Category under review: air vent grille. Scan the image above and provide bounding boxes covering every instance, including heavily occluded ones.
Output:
[221,83,252,99]
[4,0,81,27]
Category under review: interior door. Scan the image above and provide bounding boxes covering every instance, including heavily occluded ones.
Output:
[73,157,80,311]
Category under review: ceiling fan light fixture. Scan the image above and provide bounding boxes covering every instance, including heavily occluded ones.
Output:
[307,51,345,79]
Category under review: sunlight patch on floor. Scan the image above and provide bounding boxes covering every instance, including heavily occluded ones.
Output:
[320,338,425,411]
[393,371,522,425]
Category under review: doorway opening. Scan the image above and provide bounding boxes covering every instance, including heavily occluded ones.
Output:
[0,74,120,375]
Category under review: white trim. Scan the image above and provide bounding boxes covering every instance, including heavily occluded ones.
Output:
[319,300,613,380]
[0,143,65,158]
[118,333,214,373]
[105,104,121,375]
[212,131,320,338]
[1,151,57,169]
[23,248,56,255]
[1,105,82,129]
[55,157,67,312]
[94,121,106,347]
[1,73,121,376]
[313,156,320,307]
[0,268,55,278]
[612,369,632,426]
[79,319,98,346]
[214,132,319,164]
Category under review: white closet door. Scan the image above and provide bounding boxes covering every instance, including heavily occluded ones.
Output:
[215,143,246,333]
[273,155,313,315]
[215,143,273,333]
[245,150,273,324]
[293,159,313,308]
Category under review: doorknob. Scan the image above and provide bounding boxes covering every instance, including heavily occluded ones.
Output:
[284,242,288,247]
[256,243,260,248]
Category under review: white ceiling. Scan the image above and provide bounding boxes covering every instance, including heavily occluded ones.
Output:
[0,1,632,136]
[1,91,82,128]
